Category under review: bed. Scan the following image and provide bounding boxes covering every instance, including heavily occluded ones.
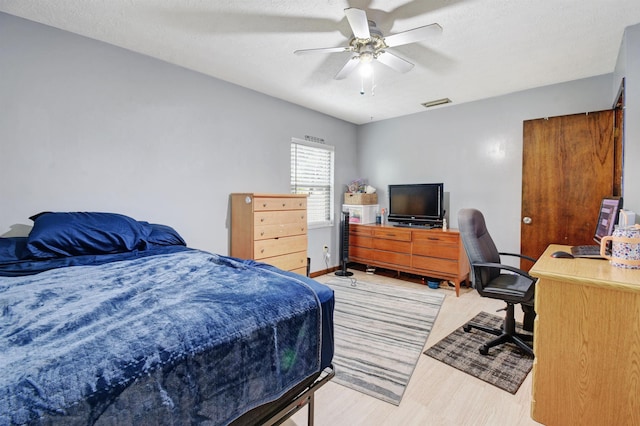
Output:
[0,212,334,425]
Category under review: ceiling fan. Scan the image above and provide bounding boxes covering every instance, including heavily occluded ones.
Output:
[294,8,442,80]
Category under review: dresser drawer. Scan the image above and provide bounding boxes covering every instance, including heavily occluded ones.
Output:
[254,222,306,240]
[254,197,307,211]
[412,256,459,275]
[412,231,459,245]
[254,235,307,260]
[373,228,412,241]
[350,224,373,237]
[373,250,411,267]
[350,246,374,260]
[350,233,373,248]
[254,210,306,226]
[262,251,307,272]
[373,238,411,253]
[412,241,459,259]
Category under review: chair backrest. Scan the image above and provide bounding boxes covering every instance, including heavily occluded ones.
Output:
[457,208,501,289]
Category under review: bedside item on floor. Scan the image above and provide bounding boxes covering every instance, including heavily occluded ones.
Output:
[427,279,440,289]
[424,311,533,394]
[600,224,640,269]
[457,208,536,356]
[326,278,444,405]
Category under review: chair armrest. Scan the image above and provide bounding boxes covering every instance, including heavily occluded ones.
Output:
[498,252,537,263]
[471,261,536,281]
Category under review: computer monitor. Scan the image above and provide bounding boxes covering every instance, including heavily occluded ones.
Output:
[593,197,623,243]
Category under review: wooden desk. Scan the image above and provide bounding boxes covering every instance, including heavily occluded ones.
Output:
[529,244,640,426]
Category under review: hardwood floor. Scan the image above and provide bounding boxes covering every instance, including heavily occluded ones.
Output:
[286,269,541,426]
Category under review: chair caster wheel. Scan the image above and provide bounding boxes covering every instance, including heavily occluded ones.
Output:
[463,324,471,332]
[479,346,489,355]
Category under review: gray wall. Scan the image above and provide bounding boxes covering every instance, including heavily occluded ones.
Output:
[356,75,620,255]
[0,13,357,273]
[2,12,638,272]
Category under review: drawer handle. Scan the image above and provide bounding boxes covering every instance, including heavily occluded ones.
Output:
[282,203,286,207]
[263,203,267,208]
[260,231,264,236]
[261,249,265,253]
[260,218,265,222]
[428,237,439,241]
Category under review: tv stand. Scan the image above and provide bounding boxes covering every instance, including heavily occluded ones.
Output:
[348,223,470,296]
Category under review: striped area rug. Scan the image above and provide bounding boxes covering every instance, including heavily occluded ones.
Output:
[326,278,445,405]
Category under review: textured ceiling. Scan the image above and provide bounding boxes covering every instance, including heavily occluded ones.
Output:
[2,0,640,124]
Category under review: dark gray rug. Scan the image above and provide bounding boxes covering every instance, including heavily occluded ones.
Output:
[326,278,444,405]
[423,311,534,394]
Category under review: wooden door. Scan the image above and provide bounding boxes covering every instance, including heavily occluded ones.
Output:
[520,110,616,268]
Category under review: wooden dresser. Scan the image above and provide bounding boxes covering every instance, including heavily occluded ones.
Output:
[349,223,470,296]
[230,193,308,275]
[529,244,640,425]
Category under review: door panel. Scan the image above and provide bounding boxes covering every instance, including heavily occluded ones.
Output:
[521,111,615,268]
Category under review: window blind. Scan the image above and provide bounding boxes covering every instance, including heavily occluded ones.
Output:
[291,138,334,227]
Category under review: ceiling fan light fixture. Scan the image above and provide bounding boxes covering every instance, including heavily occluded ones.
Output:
[421,98,452,108]
[359,62,373,77]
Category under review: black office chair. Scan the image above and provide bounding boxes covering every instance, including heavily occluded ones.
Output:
[457,208,536,357]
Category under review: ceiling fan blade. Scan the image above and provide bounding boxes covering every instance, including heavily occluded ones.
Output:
[384,23,442,47]
[376,51,414,73]
[334,55,360,80]
[344,8,370,39]
[294,46,350,55]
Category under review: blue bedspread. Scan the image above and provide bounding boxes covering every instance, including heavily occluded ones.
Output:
[0,249,332,425]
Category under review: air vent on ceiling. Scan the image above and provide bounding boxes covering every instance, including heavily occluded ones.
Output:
[421,98,452,108]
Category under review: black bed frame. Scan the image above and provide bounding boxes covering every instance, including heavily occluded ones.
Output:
[231,366,335,426]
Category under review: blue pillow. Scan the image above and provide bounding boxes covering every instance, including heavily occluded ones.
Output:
[24,212,150,259]
[0,237,27,263]
[145,223,186,247]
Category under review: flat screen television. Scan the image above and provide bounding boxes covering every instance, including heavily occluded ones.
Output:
[388,183,444,226]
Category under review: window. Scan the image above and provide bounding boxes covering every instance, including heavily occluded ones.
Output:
[291,138,334,228]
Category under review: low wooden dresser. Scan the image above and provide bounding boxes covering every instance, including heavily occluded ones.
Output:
[349,223,470,296]
[230,193,308,275]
